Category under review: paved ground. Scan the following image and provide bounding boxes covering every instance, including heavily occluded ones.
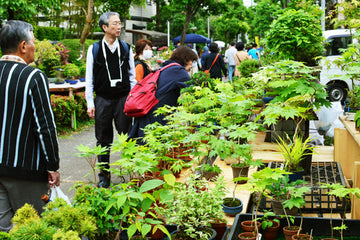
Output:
[58,125,124,201]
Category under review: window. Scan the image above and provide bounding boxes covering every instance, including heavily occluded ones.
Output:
[325,36,352,56]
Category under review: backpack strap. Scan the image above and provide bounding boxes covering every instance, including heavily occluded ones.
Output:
[159,62,180,72]
[92,39,129,61]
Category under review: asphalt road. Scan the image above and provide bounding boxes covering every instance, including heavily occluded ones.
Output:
[58,125,124,201]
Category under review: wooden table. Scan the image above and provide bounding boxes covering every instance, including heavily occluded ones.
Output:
[49,81,86,97]
[335,115,360,219]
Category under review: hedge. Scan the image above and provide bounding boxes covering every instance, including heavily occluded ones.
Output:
[35,26,64,41]
[59,39,97,63]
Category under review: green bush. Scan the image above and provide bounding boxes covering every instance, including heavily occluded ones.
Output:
[238,59,260,78]
[59,39,97,63]
[74,92,89,122]
[63,63,80,78]
[34,40,60,77]
[264,9,324,66]
[35,26,64,41]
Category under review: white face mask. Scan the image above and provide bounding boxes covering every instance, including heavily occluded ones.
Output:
[142,49,153,59]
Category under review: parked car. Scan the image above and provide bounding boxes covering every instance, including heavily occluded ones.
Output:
[320,29,359,102]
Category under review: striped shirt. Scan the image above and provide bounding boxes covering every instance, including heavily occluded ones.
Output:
[0,60,59,181]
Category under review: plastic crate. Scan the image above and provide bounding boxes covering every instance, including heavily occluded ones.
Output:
[227,213,360,240]
[257,161,350,215]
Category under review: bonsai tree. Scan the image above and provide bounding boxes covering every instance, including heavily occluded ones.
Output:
[63,63,80,80]
[264,9,324,66]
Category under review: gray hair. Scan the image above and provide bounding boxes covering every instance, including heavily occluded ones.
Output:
[0,20,33,55]
[99,12,120,32]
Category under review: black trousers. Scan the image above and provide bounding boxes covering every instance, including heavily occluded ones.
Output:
[95,95,132,175]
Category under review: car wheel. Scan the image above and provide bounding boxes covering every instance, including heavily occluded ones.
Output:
[327,83,347,102]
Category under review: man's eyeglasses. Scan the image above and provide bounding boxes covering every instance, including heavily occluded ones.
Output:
[110,22,121,26]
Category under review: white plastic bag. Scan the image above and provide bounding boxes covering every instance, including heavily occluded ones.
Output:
[49,186,72,205]
[315,101,343,132]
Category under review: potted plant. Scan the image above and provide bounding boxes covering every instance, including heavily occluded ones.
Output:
[63,63,80,83]
[255,210,280,240]
[276,134,315,180]
[157,174,227,240]
[354,110,360,132]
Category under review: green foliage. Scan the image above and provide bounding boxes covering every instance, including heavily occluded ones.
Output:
[52,230,81,240]
[255,210,280,230]
[355,110,360,130]
[264,9,324,66]
[158,175,226,240]
[11,203,40,231]
[63,63,80,78]
[276,134,315,172]
[10,220,56,240]
[59,39,97,63]
[0,231,11,239]
[348,85,360,109]
[35,26,64,41]
[42,198,97,238]
[238,59,260,78]
[266,175,307,202]
[34,40,60,77]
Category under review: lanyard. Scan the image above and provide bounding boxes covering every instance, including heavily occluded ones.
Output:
[102,40,123,87]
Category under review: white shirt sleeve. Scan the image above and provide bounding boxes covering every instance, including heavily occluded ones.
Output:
[85,45,95,108]
[128,48,136,89]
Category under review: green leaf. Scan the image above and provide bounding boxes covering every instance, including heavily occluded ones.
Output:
[141,223,152,237]
[139,179,165,193]
[127,224,137,239]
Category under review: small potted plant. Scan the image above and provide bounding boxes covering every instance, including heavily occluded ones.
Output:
[63,63,80,83]
[276,134,315,180]
[255,210,280,240]
[158,174,227,240]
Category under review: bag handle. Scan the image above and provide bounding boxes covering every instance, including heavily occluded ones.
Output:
[160,62,181,72]
[208,54,219,72]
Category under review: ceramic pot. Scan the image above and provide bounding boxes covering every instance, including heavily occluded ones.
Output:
[271,199,299,216]
[262,220,280,240]
[238,232,257,240]
[240,220,261,232]
[221,197,243,216]
[292,233,313,240]
[288,171,304,182]
[283,226,301,240]
[231,165,249,184]
[300,147,313,175]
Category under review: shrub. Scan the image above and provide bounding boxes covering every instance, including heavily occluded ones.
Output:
[264,9,324,66]
[35,26,64,41]
[74,92,89,122]
[34,40,60,77]
[59,39,97,63]
[238,59,260,78]
[63,63,80,78]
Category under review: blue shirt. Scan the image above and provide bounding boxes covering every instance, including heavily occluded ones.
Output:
[248,48,259,59]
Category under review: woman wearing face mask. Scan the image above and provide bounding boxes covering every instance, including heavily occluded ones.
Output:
[134,39,153,82]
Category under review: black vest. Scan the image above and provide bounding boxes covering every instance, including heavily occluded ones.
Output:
[93,40,130,99]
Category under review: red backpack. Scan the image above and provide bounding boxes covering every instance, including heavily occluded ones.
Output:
[124,63,180,117]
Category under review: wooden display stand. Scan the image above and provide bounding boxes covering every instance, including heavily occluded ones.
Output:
[335,115,360,219]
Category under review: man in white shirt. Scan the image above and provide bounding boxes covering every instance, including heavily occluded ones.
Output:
[85,11,136,188]
[224,42,237,82]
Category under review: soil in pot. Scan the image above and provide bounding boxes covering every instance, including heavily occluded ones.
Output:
[202,171,219,181]
[222,197,243,216]
[283,226,301,240]
[238,232,257,240]
[292,234,313,240]
[262,220,280,240]
[241,220,261,232]
[231,165,249,184]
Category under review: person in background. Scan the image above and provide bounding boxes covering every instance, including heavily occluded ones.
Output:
[129,46,198,141]
[134,39,153,82]
[248,42,260,60]
[224,42,237,81]
[234,41,251,77]
[0,20,60,232]
[203,42,227,80]
[200,45,210,68]
[85,12,136,188]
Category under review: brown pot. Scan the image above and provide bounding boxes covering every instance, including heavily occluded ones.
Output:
[292,234,313,240]
[262,221,280,240]
[211,222,227,240]
[203,171,219,181]
[283,226,301,240]
[238,232,257,240]
[231,164,249,184]
[241,220,261,232]
[271,199,299,216]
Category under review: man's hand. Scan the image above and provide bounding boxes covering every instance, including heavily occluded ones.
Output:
[87,107,95,118]
[48,171,60,187]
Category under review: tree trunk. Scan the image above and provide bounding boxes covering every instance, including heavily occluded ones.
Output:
[79,0,93,60]
[180,11,193,45]
[120,17,127,41]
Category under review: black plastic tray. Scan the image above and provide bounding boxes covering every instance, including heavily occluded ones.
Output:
[227,213,360,240]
